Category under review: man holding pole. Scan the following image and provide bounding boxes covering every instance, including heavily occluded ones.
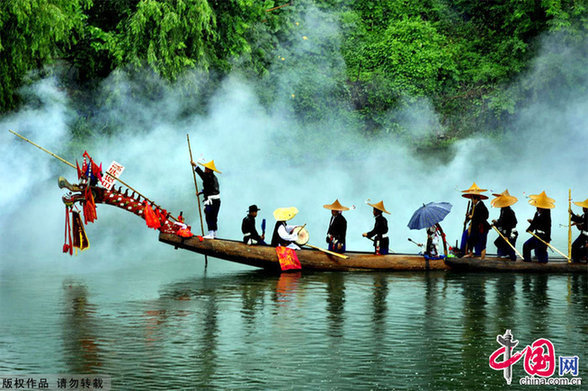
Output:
[491,190,518,261]
[191,159,221,239]
[569,198,588,263]
[523,191,554,263]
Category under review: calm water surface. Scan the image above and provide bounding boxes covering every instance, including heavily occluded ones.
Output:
[0,255,586,390]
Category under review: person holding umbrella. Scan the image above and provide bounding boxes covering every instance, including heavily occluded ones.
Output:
[460,183,490,259]
[407,201,452,258]
[363,200,390,255]
[491,190,518,261]
[323,199,349,254]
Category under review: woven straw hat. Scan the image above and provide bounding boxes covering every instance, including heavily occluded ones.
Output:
[367,200,391,214]
[199,160,222,173]
[461,182,488,200]
[273,207,299,221]
[491,189,518,208]
[323,199,350,211]
[573,198,588,209]
[528,191,555,209]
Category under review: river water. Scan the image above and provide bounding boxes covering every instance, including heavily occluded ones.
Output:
[0,255,586,390]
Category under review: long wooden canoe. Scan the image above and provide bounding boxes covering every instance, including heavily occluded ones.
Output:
[159,233,450,272]
[445,256,587,273]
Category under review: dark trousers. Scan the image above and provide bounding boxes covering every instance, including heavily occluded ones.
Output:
[375,238,389,255]
[523,237,548,263]
[571,235,587,262]
[204,199,220,231]
[328,243,346,253]
[495,236,517,261]
[461,229,487,256]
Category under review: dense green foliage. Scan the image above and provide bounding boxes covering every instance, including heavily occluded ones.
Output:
[1,0,586,139]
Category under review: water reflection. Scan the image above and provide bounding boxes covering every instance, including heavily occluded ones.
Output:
[326,272,345,338]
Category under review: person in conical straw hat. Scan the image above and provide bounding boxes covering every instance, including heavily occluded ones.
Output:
[324,199,350,254]
[362,200,390,255]
[460,182,490,259]
[191,158,222,239]
[490,190,519,261]
[523,190,554,263]
[569,197,588,263]
[271,207,302,250]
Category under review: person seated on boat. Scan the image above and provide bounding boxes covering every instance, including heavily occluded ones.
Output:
[242,204,266,245]
[569,198,588,263]
[271,207,301,250]
[523,191,554,263]
[362,200,390,255]
[459,183,490,259]
[191,158,221,239]
[491,190,518,261]
[323,199,349,254]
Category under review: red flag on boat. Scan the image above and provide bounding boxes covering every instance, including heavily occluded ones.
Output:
[144,202,161,229]
[83,187,97,223]
[275,246,302,271]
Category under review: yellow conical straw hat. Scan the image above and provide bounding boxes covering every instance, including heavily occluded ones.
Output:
[199,160,222,173]
[573,198,588,208]
[323,199,350,211]
[491,189,518,208]
[528,191,555,209]
[461,182,488,200]
[367,200,391,214]
[273,207,299,221]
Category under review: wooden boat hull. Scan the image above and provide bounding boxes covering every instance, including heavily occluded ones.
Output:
[445,257,587,273]
[159,233,449,272]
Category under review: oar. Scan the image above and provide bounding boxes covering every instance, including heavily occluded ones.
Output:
[186,134,208,267]
[304,243,348,259]
[9,130,177,221]
[491,225,523,259]
[568,189,572,263]
[527,230,570,261]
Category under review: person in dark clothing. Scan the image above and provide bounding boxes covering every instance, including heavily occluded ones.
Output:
[491,190,518,261]
[459,183,490,259]
[569,198,588,263]
[323,199,349,253]
[363,200,390,255]
[242,205,265,245]
[523,191,554,263]
[191,159,221,239]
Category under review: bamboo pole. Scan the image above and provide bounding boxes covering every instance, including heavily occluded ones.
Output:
[527,230,570,261]
[9,129,176,221]
[491,225,523,259]
[187,134,207,266]
[305,243,349,259]
[568,189,572,263]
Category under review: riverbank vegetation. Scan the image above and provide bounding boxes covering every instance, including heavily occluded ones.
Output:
[1,0,585,142]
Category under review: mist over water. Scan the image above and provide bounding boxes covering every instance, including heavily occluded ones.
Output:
[1,17,587,274]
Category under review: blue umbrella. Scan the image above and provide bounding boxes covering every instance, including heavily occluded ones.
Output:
[407,202,452,230]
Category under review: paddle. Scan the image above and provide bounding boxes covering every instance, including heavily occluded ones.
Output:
[568,189,572,263]
[187,134,208,266]
[527,230,570,261]
[491,225,523,259]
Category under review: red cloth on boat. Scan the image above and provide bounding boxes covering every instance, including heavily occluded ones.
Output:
[144,202,161,229]
[83,187,97,224]
[275,246,302,271]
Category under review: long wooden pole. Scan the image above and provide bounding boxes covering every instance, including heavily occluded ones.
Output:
[491,225,523,259]
[9,129,176,221]
[187,134,208,267]
[527,230,570,261]
[305,243,348,259]
[568,189,572,263]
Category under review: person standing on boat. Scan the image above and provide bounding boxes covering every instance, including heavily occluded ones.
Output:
[323,199,349,254]
[362,200,390,255]
[242,205,265,245]
[271,207,301,250]
[191,159,221,239]
[460,183,490,259]
[569,198,588,263]
[491,190,518,261]
[523,191,554,263]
